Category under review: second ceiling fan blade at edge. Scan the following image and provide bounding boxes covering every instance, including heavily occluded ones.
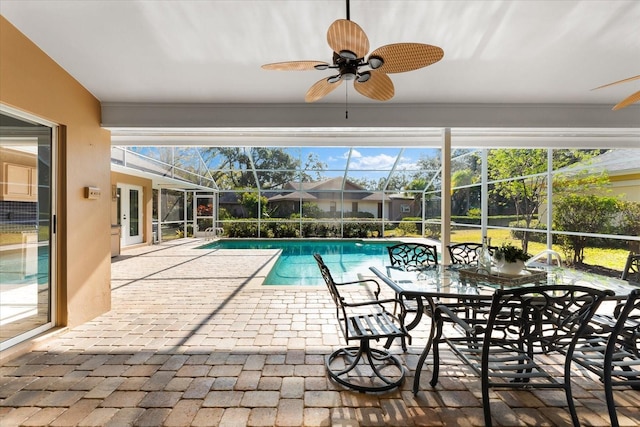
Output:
[592,74,640,90]
[613,90,640,111]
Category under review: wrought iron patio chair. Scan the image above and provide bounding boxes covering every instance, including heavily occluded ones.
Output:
[591,251,640,332]
[622,252,640,283]
[423,285,612,427]
[387,242,438,270]
[572,289,640,427]
[314,253,407,392]
[447,242,497,265]
[386,242,439,349]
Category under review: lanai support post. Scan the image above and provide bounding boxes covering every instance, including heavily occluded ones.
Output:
[441,128,452,265]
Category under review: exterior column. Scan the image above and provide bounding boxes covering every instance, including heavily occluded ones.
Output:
[441,128,451,265]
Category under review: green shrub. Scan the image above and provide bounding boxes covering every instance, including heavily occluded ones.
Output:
[397,221,417,236]
[224,221,258,237]
[218,207,232,220]
[424,222,441,239]
[467,207,481,217]
[553,194,620,264]
[508,220,548,243]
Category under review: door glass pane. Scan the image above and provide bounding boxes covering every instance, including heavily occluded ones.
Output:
[0,111,53,346]
[116,188,122,226]
[129,189,139,236]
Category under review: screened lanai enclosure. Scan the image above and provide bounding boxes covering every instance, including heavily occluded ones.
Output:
[112,140,640,270]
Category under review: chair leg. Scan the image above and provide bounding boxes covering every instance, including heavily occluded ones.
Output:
[326,339,405,393]
[383,333,411,351]
[603,364,620,427]
[564,356,581,427]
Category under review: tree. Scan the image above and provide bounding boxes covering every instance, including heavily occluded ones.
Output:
[239,191,269,219]
[451,169,474,215]
[553,194,619,264]
[488,149,548,252]
[620,201,640,253]
[404,177,433,217]
[201,147,326,190]
[487,149,601,252]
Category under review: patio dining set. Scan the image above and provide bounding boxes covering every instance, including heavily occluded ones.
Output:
[314,243,640,427]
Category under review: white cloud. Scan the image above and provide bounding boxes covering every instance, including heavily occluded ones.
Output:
[346,149,362,159]
[350,153,397,170]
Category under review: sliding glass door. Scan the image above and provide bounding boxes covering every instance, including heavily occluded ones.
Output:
[0,108,56,350]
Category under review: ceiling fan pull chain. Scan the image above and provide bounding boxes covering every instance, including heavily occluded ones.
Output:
[345,85,349,119]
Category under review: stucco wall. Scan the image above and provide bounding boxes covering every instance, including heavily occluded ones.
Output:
[0,16,112,327]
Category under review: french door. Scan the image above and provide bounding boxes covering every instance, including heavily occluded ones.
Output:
[118,184,143,246]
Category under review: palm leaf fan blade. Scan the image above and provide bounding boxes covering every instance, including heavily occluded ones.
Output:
[354,72,394,101]
[613,90,640,110]
[305,78,343,102]
[370,43,444,74]
[592,74,640,90]
[327,19,369,59]
[262,61,329,71]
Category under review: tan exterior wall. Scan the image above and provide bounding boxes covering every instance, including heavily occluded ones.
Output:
[110,171,153,246]
[0,16,112,327]
[611,174,640,203]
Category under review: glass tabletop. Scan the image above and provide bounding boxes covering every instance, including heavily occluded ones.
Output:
[370,264,638,299]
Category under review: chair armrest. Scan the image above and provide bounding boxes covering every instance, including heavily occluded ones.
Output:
[335,278,381,300]
[343,298,407,321]
[434,304,484,335]
[345,298,401,308]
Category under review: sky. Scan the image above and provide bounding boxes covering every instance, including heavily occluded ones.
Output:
[132,145,440,174]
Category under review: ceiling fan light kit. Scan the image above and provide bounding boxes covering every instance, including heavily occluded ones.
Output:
[262,3,444,103]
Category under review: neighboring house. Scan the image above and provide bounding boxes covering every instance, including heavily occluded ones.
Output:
[268,177,384,218]
[579,149,640,202]
[220,177,426,221]
[550,149,640,202]
[387,193,422,221]
[536,149,640,228]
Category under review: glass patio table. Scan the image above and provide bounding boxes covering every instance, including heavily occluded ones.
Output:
[369,264,639,391]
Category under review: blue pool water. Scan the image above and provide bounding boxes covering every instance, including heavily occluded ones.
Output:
[198,239,402,285]
[0,247,50,286]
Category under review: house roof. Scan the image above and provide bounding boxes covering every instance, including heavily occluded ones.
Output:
[582,149,640,176]
[558,149,640,177]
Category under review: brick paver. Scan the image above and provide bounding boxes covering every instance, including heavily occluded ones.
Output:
[1,239,638,426]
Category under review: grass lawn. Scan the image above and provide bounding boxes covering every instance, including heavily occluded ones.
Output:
[448,228,629,273]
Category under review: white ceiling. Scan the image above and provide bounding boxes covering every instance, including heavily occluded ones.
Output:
[2,0,640,107]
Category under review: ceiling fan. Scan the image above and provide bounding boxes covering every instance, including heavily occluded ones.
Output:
[592,74,640,110]
[261,0,444,103]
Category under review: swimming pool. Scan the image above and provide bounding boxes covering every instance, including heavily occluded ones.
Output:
[198,239,402,285]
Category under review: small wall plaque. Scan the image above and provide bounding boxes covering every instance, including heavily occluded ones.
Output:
[84,186,101,200]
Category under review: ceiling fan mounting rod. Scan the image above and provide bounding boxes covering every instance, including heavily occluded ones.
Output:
[346,0,350,20]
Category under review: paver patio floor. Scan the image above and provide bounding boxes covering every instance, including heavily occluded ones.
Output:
[1,239,639,426]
